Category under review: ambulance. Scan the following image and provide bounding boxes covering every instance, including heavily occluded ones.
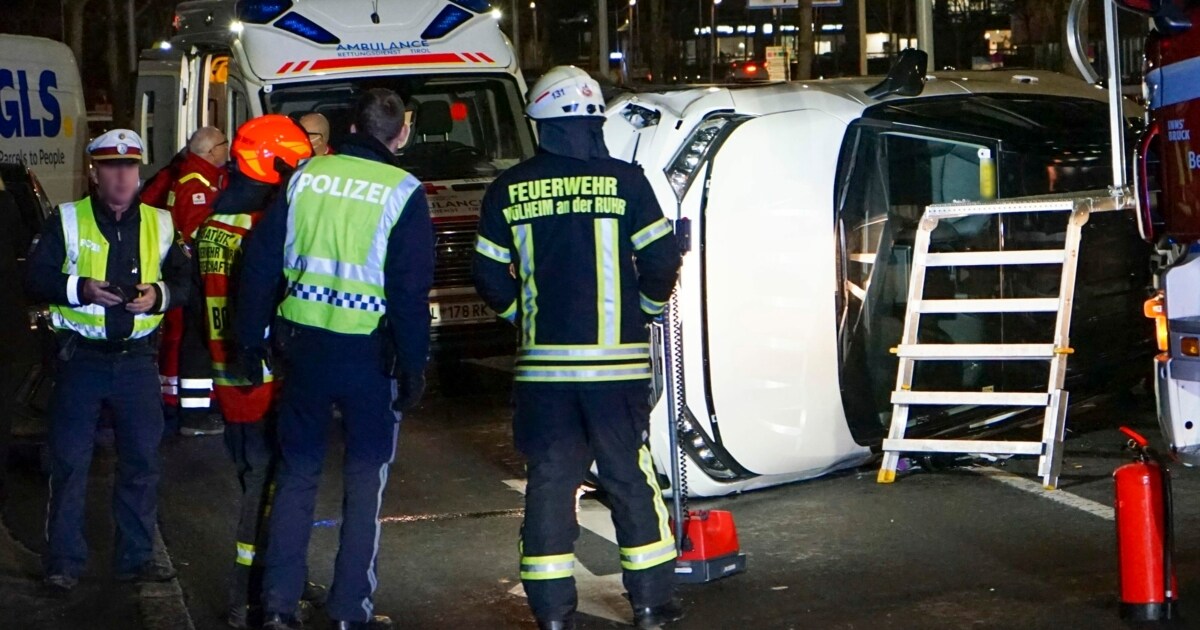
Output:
[607,69,1154,496]
[0,35,87,206]
[135,0,534,354]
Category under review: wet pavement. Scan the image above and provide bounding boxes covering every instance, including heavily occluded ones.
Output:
[3,361,1200,629]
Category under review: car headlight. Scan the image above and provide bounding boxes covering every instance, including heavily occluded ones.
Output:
[664,113,746,201]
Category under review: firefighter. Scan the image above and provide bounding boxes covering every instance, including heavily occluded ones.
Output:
[26,130,193,593]
[162,126,229,436]
[472,66,684,630]
[235,89,434,630]
[196,115,327,628]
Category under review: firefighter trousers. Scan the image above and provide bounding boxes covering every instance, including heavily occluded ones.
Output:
[261,330,400,623]
[224,420,276,611]
[514,386,676,622]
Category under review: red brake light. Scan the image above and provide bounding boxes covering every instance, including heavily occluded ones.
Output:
[746,64,758,73]
[450,102,469,122]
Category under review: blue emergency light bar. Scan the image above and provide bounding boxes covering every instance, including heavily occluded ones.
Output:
[450,0,492,13]
[274,12,341,45]
[422,4,475,40]
[236,0,293,24]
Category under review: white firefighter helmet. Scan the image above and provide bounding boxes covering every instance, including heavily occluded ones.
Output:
[525,66,606,120]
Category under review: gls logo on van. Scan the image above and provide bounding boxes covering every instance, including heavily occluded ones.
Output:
[0,69,62,139]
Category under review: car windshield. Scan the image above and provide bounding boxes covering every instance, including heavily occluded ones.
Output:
[266,74,536,181]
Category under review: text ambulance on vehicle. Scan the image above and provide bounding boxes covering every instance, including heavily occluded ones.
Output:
[606,69,1153,497]
[135,0,535,355]
[0,34,87,207]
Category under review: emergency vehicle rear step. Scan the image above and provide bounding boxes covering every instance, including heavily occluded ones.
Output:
[877,193,1126,489]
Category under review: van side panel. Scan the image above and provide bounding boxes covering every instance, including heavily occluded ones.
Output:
[0,35,86,206]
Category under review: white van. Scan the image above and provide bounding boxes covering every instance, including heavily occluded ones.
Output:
[135,0,535,355]
[0,35,87,207]
[606,71,1153,496]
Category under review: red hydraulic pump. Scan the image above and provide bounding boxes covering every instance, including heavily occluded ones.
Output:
[1114,426,1178,621]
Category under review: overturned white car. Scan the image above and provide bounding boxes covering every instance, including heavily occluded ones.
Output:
[605,70,1153,496]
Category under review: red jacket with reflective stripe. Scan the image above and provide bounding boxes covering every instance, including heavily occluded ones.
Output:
[168,152,226,244]
[196,211,277,422]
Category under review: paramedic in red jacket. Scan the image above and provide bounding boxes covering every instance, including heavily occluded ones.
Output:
[161,127,228,436]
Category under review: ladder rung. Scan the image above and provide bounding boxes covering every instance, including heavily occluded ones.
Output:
[891,391,1051,407]
[925,250,1066,267]
[894,344,1057,360]
[926,199,1075,218]
[882,438,1045,456]
[919,298,1059,314]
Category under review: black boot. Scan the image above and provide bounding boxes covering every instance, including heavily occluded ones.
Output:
[537,617,577,630]
[331,614,393,629]
[262,612,303,630]
[302,580,328,607]
[632,599,685,629]
[115,559,177,583]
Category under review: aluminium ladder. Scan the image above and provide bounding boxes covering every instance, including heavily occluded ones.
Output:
[876,193,1126,489]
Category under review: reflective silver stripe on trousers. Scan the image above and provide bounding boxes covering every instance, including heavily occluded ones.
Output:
[620,544,676,567]
[515,366,652,379]
[519,346,650,359]
[520,559,575,574]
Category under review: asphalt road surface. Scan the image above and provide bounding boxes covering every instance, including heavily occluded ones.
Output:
[3,361,1199,629]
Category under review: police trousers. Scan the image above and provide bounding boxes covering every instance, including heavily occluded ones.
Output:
[44,347,164,577]
[261,330,400,623]
[514,386,676,622]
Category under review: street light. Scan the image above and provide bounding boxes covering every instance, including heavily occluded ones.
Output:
[530,2,539,67]
[710,0,722,82]
[629,0,638,70]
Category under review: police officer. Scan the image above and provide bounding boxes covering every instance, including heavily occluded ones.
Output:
[196,115,323,628]
[26,130,193,593]
[235,89,434,630]
[472,66,684,630]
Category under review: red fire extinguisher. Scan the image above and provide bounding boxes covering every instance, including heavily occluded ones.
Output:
[1114,426,1178,621]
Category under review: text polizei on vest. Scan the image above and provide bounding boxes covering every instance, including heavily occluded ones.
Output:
[292,173,396,204]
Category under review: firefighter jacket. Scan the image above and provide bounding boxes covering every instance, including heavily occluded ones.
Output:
[472,153,682,387]
[196,198,277,422]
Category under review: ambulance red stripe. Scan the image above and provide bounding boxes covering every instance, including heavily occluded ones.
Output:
[309,53,466,72]
[277,61,294,74]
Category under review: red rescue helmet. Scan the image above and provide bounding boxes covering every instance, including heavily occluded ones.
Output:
[231,114,313,185]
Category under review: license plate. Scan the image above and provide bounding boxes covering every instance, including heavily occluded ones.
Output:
[430,300,495,326]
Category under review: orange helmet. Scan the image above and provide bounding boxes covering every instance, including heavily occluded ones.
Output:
[231,114,313,185]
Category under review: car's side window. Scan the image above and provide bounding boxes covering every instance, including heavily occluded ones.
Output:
[837,124,1001,435]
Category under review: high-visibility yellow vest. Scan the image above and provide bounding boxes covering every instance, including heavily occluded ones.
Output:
[277,155,421,336]
[49,197,174,340]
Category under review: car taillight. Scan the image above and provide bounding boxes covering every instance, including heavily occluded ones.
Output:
[1184,337,1200,357]
[1145,292,1168,351]
[746,64,758,73]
